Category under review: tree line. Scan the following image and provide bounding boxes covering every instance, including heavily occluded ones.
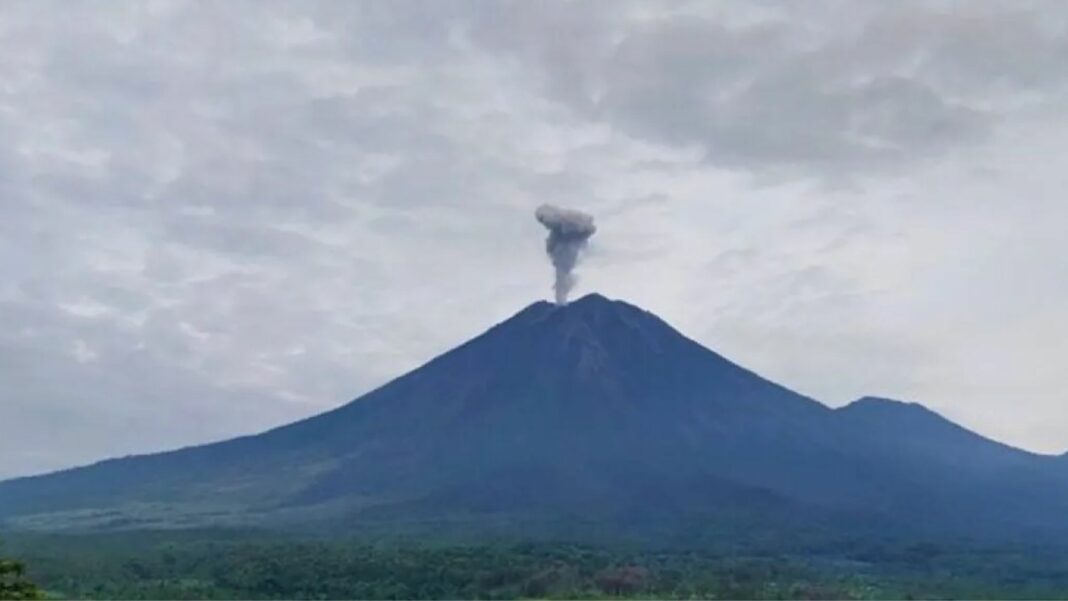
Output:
[0,549,41,600]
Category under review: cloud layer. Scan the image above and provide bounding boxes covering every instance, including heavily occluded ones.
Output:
[2,1,1068,477]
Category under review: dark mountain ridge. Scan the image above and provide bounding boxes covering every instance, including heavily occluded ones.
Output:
[2,294,1066,545]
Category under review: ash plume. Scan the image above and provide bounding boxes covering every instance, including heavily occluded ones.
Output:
[535,204,597,305]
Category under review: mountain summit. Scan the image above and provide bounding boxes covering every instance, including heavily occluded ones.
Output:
[2,294,1067,543]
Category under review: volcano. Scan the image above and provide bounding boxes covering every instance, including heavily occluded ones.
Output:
[2,294,1067,544]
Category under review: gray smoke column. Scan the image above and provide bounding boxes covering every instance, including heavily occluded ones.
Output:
[535,204,597,305]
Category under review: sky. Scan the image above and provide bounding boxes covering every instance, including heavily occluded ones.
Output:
[2,0,1068,479]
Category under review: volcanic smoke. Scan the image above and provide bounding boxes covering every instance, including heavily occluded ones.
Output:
[534,204,597,305]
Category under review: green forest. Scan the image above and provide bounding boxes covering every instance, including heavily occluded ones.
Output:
[0,554,41,600]
[6,532,1068,600]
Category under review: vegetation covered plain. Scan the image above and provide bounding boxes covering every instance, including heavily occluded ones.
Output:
[6,532,1068,600]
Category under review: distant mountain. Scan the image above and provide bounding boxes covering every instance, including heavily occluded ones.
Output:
[835,396,1038,469]
[831,397,1068,538]
[2,294,1066,545]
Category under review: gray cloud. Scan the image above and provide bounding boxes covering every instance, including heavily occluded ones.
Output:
[1,1,1068,478]
[470,1,1068,179]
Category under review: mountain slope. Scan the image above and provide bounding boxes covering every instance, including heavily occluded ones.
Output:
[830,396,1068,537]
[1,294,1066,544]
[835,396,1041,470]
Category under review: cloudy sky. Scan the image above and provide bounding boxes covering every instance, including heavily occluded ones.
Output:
[3,0,1068,479]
